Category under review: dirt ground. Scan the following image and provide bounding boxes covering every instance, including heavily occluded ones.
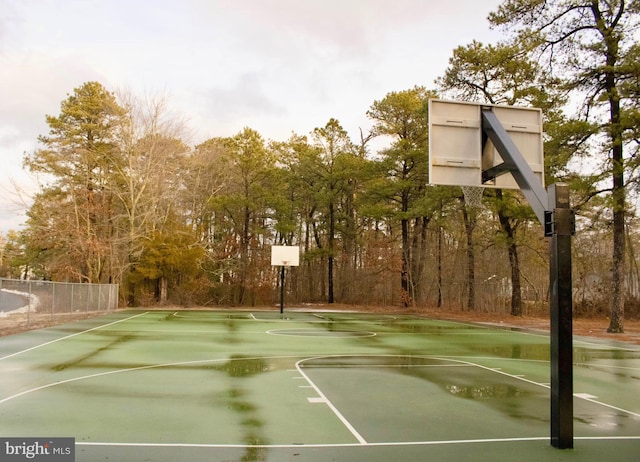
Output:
[1,305,639,346]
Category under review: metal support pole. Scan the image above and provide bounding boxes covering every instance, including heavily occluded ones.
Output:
[481,108,575,449]
[548,183,574,449]
[280,266,285,314]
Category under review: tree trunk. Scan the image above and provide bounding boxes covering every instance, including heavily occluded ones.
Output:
[508,240,522,316]
[437,224,443,308]
[328,202,335,303]
[462,205,476,311]
[156,276,168,304]
[305,209,314,300]
[400,183,412,307]
[410,216,429,305]
[401,217,411,307]
[328,255,334,303]
[496,190,522,316]
[608,93,625,333]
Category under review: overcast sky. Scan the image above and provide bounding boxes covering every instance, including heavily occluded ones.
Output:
[0,0,504,235]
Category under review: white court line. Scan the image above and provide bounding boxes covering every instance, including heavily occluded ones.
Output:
[575,394,640,418]
[296,357,368,445]
[0,312,149,362]
[300,363,469,369]
[75,435,640,449]
[0,362,166,405]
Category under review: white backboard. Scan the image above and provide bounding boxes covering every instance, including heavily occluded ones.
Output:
[428,99,544,189]
[271,245,300,266]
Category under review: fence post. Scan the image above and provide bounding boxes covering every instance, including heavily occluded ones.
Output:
[51,281,55,321]
[110,285,116,311]
[27,280,32,327]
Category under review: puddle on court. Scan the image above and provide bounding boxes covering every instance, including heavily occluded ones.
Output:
[214,356,271,377]
[475,343,550,360]
[302,355,549,428]
[393,322,486,335]
[574,347,640,362]
[268,328,375,338]
[304,352,640,437]
[445,383,529,400]
[305,318,554,360]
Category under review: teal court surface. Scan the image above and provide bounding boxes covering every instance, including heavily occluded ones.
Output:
[0,309,638,461]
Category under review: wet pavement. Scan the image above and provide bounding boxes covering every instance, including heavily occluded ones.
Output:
[0,310,638,461]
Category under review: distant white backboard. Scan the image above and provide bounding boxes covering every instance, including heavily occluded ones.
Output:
[428,99,544,189]
[271,245,300,266]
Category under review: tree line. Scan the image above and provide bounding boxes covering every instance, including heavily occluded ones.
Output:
[2,1,639,333]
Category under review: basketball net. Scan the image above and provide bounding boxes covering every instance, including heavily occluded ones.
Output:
[461,185,484,210]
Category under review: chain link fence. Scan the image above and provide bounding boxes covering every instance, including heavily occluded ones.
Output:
[0,278,119,331]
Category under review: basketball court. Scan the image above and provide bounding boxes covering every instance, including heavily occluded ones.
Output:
[0,309,638,461]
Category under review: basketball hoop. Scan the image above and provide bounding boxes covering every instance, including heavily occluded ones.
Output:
[462,185,484,209]
[271,246,300,314]
[271,246,300,267]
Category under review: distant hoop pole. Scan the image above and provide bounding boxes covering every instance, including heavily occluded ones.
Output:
[279,261,290,314]
[271,246,299,314]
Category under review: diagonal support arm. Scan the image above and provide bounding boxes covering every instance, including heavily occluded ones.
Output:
[481,108,548,223]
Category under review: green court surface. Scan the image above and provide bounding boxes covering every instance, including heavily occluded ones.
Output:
[0,310,638,461]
